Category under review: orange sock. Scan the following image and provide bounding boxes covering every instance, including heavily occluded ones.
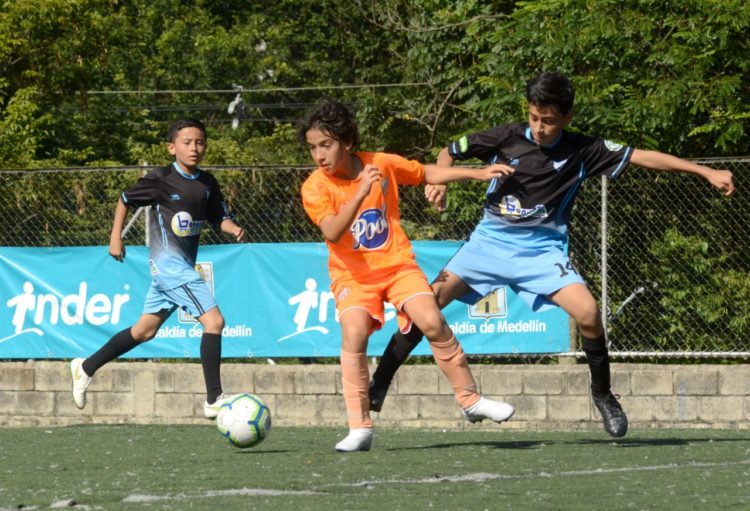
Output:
[429,335,480,409]
[340,349,372,429]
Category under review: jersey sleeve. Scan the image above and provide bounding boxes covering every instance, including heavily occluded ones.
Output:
[579,137,633,179]
[447,125,513,163]
[376,153,424,186]
[121,168,164,208]
[301,173,336,226]
[205,174,234,228]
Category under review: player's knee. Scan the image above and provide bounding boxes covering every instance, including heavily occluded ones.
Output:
[340,322,363,343]
[131,327,157,342]
[201,313,225,333]
[417,313,448,341]
[573,301,602,333]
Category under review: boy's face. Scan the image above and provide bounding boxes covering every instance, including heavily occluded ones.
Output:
[167,127,207,172]
[305,128,352,176]
[527,103,573,146]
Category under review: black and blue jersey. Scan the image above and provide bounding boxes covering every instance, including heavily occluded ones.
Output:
[121,163,233,290]
[449,123,632,247]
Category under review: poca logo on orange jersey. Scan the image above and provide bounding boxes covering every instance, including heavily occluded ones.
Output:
[351,208,388,250]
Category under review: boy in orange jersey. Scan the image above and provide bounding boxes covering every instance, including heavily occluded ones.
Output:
[298,99,516,452]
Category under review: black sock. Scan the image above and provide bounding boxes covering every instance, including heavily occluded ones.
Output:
[201,332,222,403]
[82,328,139,376]
[582,334,610,397]
[371,325,424,389]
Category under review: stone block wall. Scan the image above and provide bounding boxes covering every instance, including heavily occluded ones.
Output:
[1,361,749,430]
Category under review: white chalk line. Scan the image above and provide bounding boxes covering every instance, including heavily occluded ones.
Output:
[117,459,750,503]
[122,487,320,502]
[336,458,750,487]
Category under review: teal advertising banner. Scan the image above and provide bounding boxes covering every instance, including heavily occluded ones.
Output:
[0,243,570,358]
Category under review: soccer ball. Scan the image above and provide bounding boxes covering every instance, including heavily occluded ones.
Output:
[216,393,272,448]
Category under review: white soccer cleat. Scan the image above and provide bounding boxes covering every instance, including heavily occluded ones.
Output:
[462,396,515,424]
[204,393,232,419]
[70,358,91,410]
[335,428,373,452]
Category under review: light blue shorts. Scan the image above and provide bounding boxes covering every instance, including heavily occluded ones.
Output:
[444,230,586,312]
[143,279,217,318]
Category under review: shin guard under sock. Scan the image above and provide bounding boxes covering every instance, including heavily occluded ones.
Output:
[340,349,372,429]
[371,326,423,389]
[429,335,479,409]
[201,332,223,404]
[82,328,139,376]
[582,334,611,397]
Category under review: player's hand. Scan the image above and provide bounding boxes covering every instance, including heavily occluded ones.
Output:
[357,164,383,198]
[477,163,515,182]
[233,226,246,242]
[707,169,735,196]
[425,184,447,212]
[109,237,126,262]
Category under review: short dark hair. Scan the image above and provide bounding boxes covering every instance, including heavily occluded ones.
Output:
[296,99,359,148]
[525,72,575,116]
[167,119,207,142]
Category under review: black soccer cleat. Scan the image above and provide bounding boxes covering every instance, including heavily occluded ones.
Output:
[593,392,628,437]
[368,380,389,412]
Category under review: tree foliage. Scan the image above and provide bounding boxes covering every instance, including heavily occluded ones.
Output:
[3,0,748,168]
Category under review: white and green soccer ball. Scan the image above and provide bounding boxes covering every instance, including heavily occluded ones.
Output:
[216,393,272,448]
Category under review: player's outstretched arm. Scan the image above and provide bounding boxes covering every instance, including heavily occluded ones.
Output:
[108,198,129,262]
[221,219,246,242]
[423,163,514,185]
[630,149,735,196]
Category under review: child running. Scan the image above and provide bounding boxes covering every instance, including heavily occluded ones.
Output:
[70,119,246,419]
[298,99,516,452]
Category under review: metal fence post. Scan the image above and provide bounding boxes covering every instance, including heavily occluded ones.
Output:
[601,175,609,346]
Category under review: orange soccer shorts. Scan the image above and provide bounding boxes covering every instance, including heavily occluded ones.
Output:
[331,265,434,334]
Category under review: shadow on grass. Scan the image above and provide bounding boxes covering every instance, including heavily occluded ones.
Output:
[573,436,750,447]
[387,440,544,451]
[387,435,750,451]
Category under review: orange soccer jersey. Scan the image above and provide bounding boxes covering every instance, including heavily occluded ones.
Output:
[301,152,424,284]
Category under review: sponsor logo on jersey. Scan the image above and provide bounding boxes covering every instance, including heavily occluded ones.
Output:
[604,140,624,151]
[350,208,389,250]
[170,194,181,201]
[171,211,203,237]
[497,195,548,219]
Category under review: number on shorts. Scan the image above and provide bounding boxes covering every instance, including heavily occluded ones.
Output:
[554,261,578,278]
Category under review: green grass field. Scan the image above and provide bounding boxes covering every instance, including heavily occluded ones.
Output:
[1,425,748,510]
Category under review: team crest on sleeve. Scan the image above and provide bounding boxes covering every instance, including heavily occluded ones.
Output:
[351,208,389,250]
[459,136,469,153]
[604,140,624,151]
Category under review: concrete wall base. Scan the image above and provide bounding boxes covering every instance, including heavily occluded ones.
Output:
[2,361,749,430]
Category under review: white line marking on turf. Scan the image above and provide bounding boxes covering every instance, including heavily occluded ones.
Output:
[339,459,750,487]
[123,488,320,502]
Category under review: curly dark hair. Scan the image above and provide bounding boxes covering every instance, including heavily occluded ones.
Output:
[296,99,359,148]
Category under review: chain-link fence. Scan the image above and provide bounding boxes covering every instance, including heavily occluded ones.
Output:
[1,159,747,356]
